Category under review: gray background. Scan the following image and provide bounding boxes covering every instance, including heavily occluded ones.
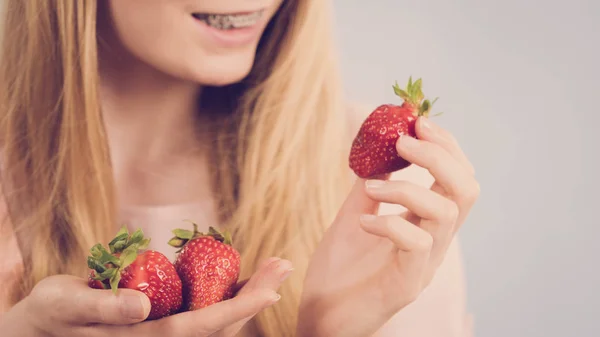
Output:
[333,0,599,336]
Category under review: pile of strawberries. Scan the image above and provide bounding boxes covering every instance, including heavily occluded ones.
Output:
[87,222,240,320]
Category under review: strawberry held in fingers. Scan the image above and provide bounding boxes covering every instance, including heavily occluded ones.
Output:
[349,77,440,178]
[87,227,183,320]
[168,223,241,311]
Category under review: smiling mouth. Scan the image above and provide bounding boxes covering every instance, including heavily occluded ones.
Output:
[192,10,265,30]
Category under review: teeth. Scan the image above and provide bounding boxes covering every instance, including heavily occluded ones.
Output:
[193,10,264,30]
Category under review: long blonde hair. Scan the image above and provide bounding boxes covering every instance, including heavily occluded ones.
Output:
[0,0,350,335]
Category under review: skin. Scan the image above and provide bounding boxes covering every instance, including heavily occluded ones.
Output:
[0,0,480,336]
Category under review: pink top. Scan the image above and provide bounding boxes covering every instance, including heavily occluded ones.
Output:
[117,200,218,261]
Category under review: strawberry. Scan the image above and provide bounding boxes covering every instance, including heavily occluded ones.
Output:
[87,227,183,320]
[349,77,440,178]
[168,223,241,311]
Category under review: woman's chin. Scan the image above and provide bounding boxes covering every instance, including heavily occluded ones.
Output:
[186,56,256,87]
[197,71,251,87]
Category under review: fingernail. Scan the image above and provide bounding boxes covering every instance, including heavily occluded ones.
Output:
[266,257,282,267]
[360,214,377,223]
[120,294,146,320]
[365,179,386,189]
[280,268,294,282]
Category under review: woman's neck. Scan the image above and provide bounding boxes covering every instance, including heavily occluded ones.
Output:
[101,58,204,161]
[99,49,213,208]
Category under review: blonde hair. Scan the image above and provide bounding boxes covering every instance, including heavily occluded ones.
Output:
[0,0,351,335]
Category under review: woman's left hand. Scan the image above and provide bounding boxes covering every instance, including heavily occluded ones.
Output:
[297,117,480,337]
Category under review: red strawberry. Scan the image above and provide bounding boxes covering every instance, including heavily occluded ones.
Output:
[349,77,440,178]
[87,227,183,320]
[168,223,241,311]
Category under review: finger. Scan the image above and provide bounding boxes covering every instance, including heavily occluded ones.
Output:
[195,288,281,335]
[365,179,458,254]
[330,176,390,240]
[429,181,472,232]
[338,176,389,218]
[364,179,465,263]
[415,117,475,175]
[395,135,479,204]
[231,278,249,296]
[360,214,432,252]
[232,256,280,295]
[137,288,281,337]
[359,214,431,279]
[222,257,293,336]
[237,257,293,295]
[29,275,150,326]
[135,258,291,337]
[364,180,459,225]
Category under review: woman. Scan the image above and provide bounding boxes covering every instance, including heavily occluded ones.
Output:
[0,0,479,336]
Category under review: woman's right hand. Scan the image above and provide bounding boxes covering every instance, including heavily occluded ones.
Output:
[2,257,292,337]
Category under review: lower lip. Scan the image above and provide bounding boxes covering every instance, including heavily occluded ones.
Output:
[192,16,265,48]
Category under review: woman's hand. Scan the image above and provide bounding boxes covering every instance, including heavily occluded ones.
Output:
[297,117,480,337]
[1,257,291,337]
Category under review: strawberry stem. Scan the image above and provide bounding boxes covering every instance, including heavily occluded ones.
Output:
[87,226,150,294]
[168,221,233,253]
[392,76,441,117]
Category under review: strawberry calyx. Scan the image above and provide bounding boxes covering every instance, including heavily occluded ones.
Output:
[392,76,441,117]
[168,221,233,253]
[87,226,150,294]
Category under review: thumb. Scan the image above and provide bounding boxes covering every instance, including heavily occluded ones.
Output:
[338,175,390,220]
[31,275,151,326]
[85,287,152,325]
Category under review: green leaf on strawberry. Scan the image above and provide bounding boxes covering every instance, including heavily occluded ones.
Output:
[87,226,184,320]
